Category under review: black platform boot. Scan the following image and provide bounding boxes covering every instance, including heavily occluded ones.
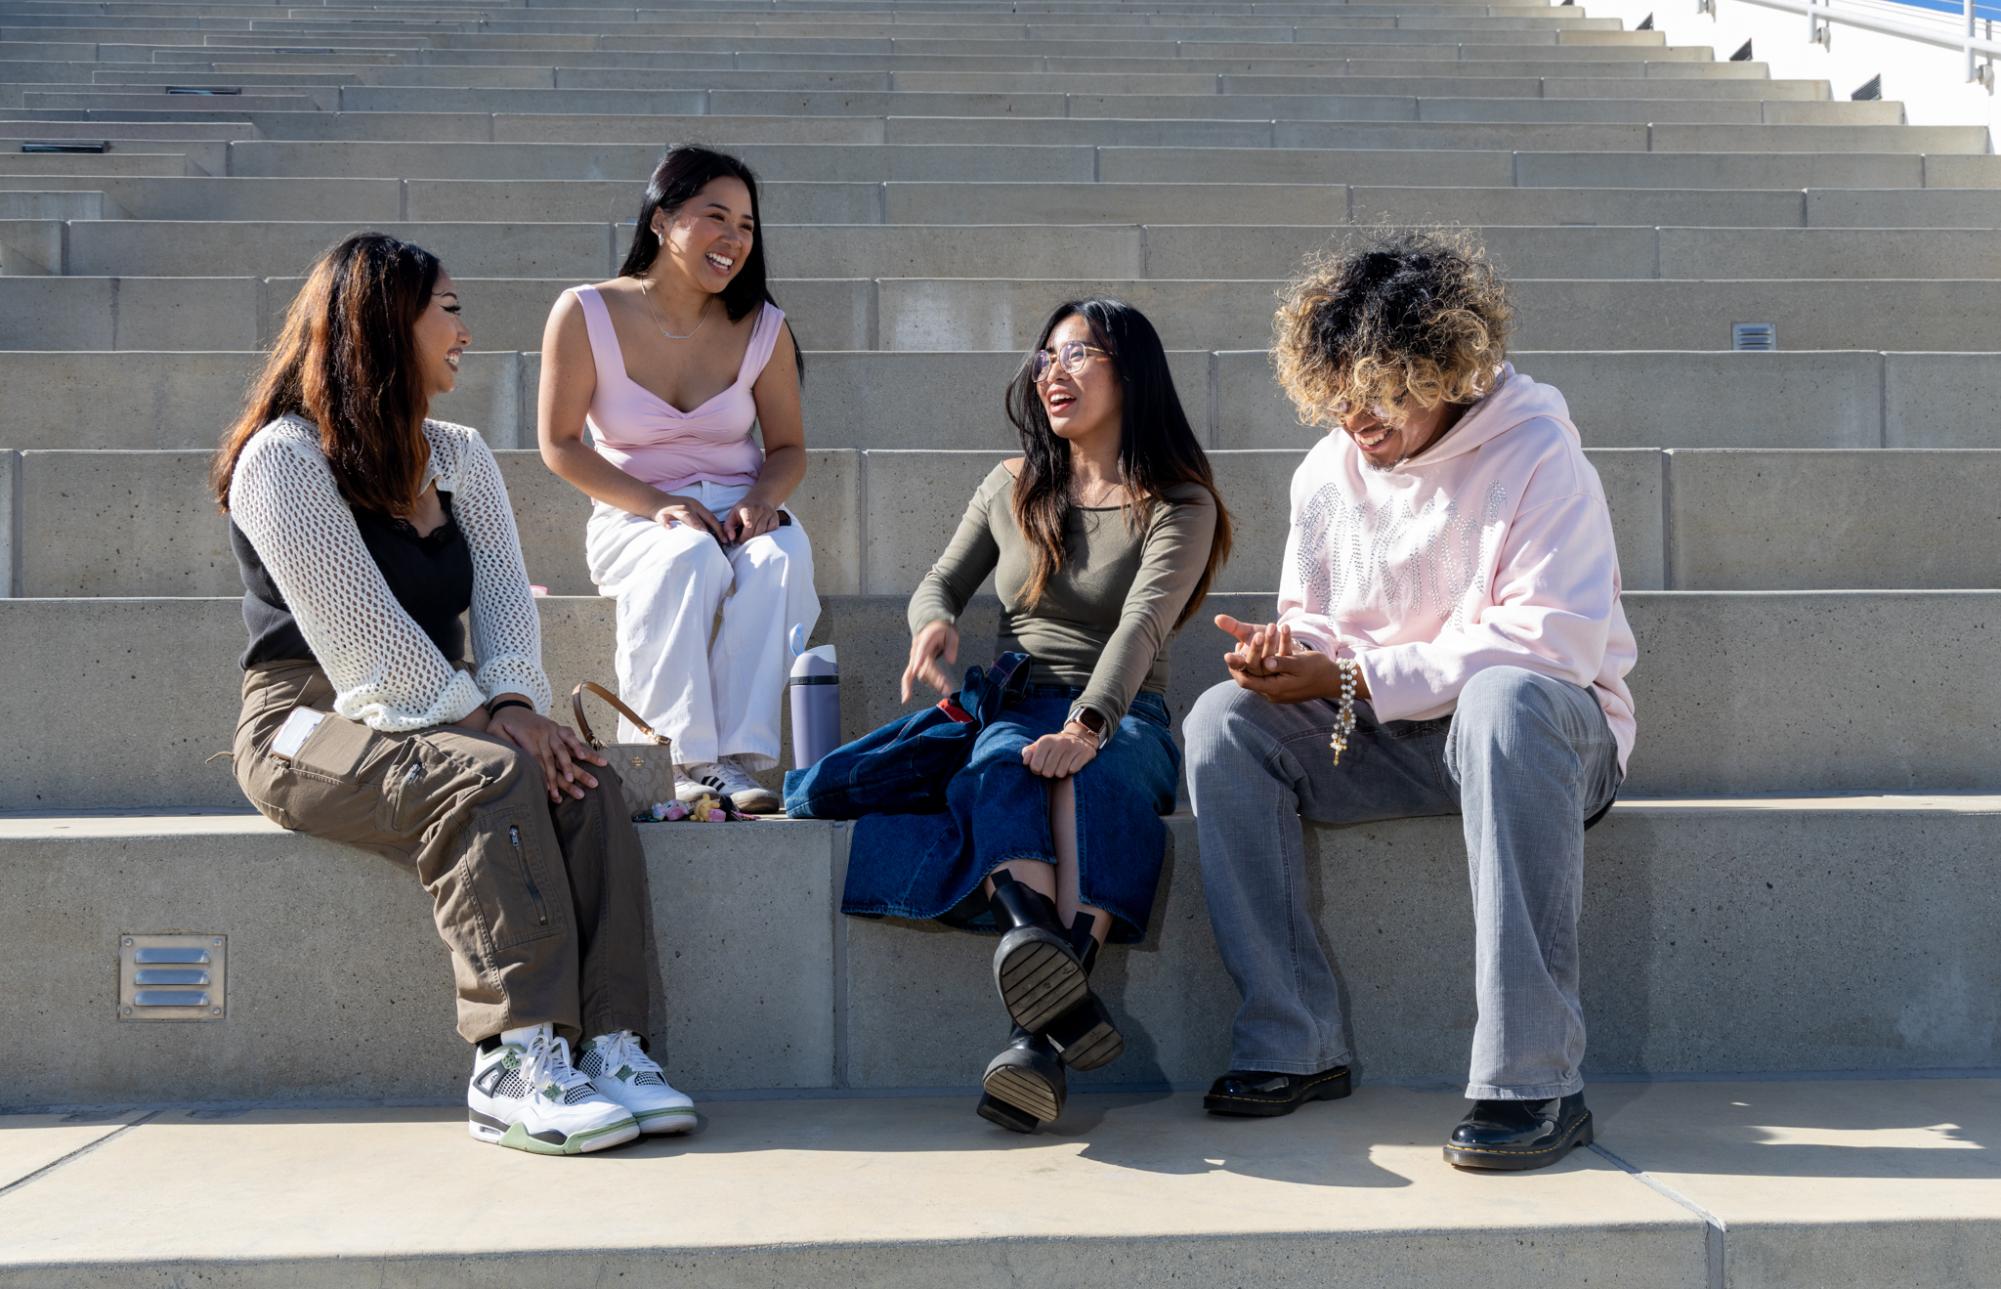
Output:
[976,1025,1067,1133]
[987,871,1124,1071]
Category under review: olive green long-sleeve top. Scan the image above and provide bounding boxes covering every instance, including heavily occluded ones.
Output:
[906,463,1219,728]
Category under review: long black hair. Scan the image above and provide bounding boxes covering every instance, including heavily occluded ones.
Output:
[1002,298,1232,625]
[618,144,777,325]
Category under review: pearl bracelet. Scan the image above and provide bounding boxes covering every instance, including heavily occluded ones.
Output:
[1328,658,1359,766]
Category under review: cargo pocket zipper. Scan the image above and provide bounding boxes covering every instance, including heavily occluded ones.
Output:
[509,825,549,927]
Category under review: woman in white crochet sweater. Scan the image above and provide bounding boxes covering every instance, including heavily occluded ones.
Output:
[214,233,690,1157]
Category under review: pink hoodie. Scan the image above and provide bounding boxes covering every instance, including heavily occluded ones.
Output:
[1277,364,1637,774]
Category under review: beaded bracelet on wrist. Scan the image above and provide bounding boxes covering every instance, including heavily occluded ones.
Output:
[1329,659,1359,766]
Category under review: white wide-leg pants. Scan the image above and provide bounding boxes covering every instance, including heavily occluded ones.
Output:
[584,481,820,771]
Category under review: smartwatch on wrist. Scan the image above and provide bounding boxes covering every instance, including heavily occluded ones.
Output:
[1065,704,1110,750]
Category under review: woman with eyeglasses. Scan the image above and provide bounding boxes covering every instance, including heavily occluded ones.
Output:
[841,298,1232,1133]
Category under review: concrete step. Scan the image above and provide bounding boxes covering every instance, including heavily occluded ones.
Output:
[98,41,1782,74]
[0,341,1938,446]
[9,272,2000,352]
[0,150,194,176]
[31,219,2001,282]
[0,591,1994,809]
[13,444,2001,599]
[52,65,1810,100]
[0,118,247,140]
[8,1083,1998,1288]
[1,347,1989,453]
[27,108,1957,153]
[869,276,2001,352]
[0,140,226,176]
[205,138,1996,190]
[0,26,1682,54]
[357,50,1788,78]
[19,109,1940,153]
[3,802,1999,1108]
[0,445,1618,596]
[288,84,1894,124]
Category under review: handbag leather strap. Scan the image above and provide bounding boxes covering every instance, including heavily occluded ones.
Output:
[570,682,670,750]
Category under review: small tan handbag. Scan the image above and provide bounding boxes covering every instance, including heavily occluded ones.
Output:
[570,682,677,818]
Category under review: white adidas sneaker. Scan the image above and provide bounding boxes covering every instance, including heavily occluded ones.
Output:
[467,1023,640,1156]
[578,1030,698,1135]
[678,758,780,814]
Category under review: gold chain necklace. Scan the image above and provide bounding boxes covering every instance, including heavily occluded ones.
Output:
[639,277,712,342]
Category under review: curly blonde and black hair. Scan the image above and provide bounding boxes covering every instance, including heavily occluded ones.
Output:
[1272,229,1512,429]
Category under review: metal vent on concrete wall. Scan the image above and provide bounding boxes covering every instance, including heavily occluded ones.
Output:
[22,142,109,154]
[119,935,226,1021]
[166,87,241,95]
[1732,323,1777,351]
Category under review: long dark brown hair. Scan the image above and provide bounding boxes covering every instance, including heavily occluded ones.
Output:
[1003,298,1232,626]
[212,231,442,514]
[619,144,776,323]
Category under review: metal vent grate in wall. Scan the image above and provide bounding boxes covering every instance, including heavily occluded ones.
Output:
[166,86,242,95]
[1732,323,1777,351]
[119,935,226,1021]
[22,141,109,154]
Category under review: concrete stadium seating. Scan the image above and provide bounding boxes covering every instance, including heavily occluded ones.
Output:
[0,0,1995,1277]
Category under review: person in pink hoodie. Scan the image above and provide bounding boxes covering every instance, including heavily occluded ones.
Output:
[1183,231,1636,1172]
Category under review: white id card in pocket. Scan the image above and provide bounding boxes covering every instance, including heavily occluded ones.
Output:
[271,707,328,761]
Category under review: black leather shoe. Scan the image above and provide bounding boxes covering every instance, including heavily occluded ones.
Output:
[977,1025,1066,1133]
[1202,1066,1352,1117]
[1443,1092,1593,1171]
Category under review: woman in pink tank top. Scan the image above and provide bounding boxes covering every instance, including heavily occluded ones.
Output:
[539,146,820,814]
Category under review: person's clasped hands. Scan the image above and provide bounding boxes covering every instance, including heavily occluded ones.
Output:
[1216,613,1357,706]
[651,495,781,545]
[457,698,609,804]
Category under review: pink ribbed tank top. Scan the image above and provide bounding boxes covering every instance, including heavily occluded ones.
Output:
[571,284,785,494]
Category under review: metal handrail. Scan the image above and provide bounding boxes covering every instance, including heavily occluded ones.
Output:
[1731,0,1999,84]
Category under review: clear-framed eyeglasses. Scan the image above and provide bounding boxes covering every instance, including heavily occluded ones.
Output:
[1030,340,1110,383]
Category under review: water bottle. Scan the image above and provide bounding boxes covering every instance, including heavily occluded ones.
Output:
[787,623,841,770]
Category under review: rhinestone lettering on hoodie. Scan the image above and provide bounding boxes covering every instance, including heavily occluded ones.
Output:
[1294,481,1511,631]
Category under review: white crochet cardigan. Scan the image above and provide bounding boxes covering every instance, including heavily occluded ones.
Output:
[229,415,552,731]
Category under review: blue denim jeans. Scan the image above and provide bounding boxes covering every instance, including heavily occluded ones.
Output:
[1183,667,1622,1099]
[841,686,1180,943]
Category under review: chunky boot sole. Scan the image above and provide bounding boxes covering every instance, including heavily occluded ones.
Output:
[976,1092,1040,1133]
[993,929,1089,1034]
[1043,995,1124,1072]
[1443,1111,1594,1172]
[468,1110,640,1155]
[981,1049,1066,1128]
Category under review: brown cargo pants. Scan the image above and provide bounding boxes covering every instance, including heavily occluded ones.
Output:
[233,660,652,1047]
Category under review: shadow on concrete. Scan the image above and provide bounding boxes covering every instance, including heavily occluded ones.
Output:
[1590,1078,1999,1181]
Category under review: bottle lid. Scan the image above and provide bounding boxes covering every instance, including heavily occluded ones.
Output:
[788,643,838,679]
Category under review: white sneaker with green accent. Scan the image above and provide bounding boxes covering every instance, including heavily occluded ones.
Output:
[578,1030,697,1135]
[679,758,780,814]
[468,1023,640,1155]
